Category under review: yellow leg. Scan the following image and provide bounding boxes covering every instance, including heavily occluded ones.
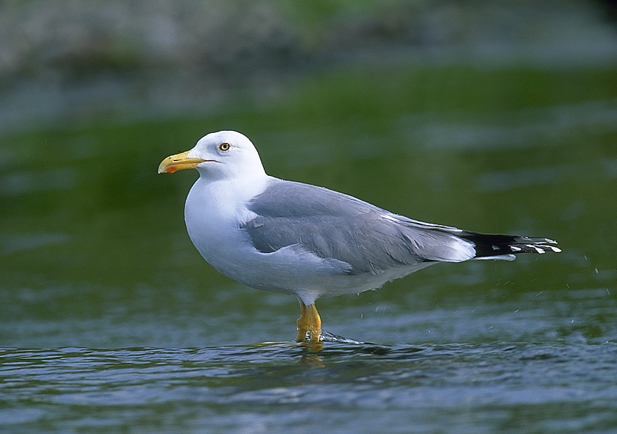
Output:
[296,301,322,343]
[306,303,322,343]
[296,302,309,342]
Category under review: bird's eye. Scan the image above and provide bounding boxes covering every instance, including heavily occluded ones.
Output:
[219,142,231,151]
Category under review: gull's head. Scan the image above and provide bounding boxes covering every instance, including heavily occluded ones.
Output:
[158,131,266,181]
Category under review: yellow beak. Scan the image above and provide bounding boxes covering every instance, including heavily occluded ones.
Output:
[158,151,206,174]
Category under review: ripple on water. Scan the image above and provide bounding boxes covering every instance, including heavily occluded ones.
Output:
[2,341,617,432]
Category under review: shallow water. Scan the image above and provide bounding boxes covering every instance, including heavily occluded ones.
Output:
[2,60,617,432]
[3,341,617,433]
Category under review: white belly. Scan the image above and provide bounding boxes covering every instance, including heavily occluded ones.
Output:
[183,177,431,305]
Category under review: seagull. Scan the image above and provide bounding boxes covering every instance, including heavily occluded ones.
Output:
[158,131,560,345]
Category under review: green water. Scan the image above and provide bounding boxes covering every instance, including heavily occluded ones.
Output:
[2,64,617,433]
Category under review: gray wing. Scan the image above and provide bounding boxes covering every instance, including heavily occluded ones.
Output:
[242,179,476,275]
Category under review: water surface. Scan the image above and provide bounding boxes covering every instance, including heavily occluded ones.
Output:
[3,341,617,433]
[1,62,617,432]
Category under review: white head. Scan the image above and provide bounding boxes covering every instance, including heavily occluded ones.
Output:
[158,131,267,181]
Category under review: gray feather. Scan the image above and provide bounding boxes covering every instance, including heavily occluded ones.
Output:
[242,179,475,275]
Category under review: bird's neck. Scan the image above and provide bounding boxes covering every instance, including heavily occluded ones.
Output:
[187,174,270,220]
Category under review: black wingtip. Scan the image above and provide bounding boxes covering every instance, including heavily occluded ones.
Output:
[460,232,561,259]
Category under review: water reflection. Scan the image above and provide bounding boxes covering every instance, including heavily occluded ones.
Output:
[0,168,77,196]
[0,233,70,254]
[398,100,616,148]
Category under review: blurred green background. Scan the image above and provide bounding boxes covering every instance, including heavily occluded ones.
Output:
[2,2,617,433]
[1,0,616,347]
